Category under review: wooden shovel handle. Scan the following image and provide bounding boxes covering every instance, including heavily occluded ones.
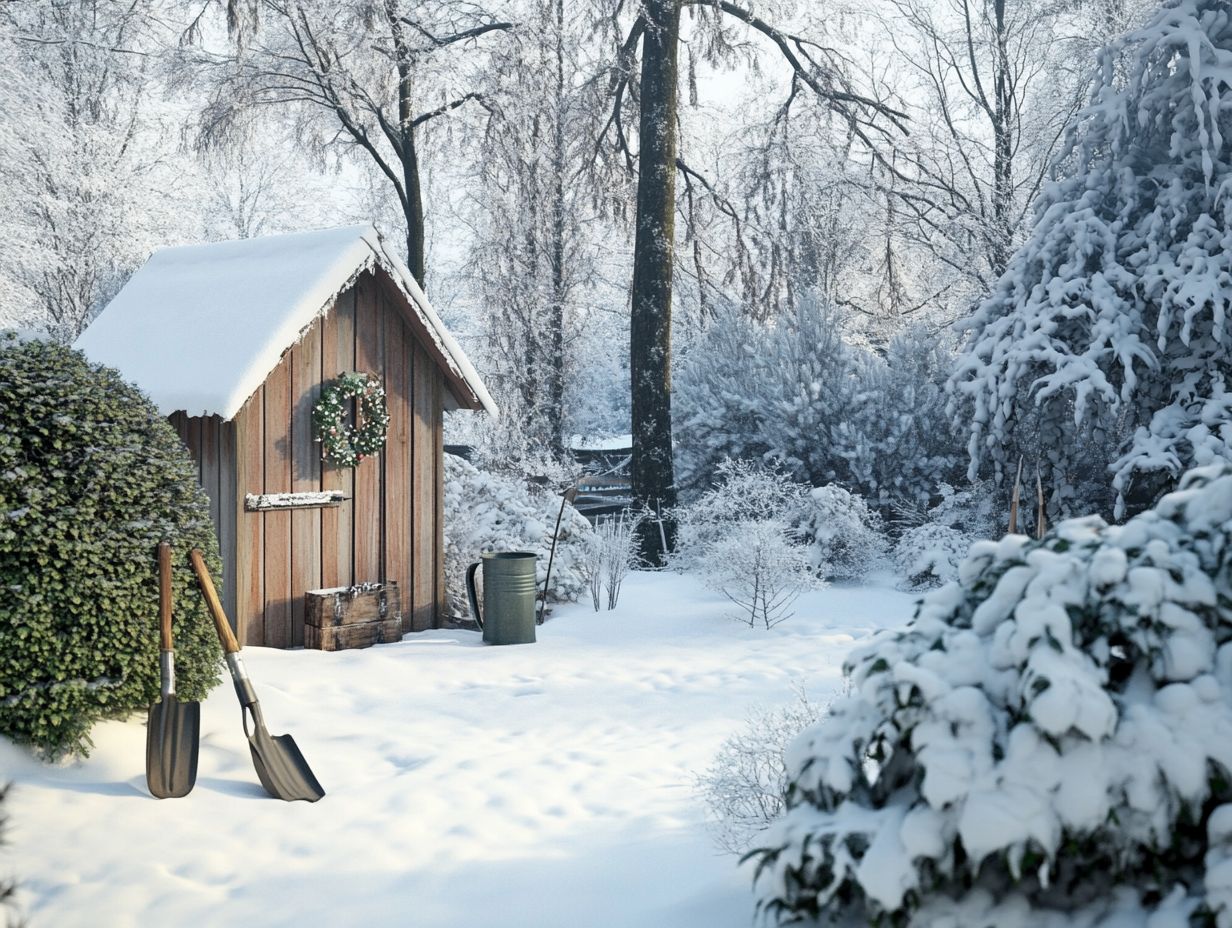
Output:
[158,542,173,651]
[189,548,241,655]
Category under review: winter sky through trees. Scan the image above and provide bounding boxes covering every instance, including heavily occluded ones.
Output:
[0,0,1203,530]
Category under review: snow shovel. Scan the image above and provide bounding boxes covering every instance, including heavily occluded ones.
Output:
[189,549,325,803]
[146,541,200,799]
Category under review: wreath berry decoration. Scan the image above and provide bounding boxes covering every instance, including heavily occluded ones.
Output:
[312,371,390,467]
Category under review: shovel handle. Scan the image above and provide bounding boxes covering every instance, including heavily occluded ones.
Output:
[189,548,241,655]
[158,542,173,651]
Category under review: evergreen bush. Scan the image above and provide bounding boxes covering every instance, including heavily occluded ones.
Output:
[0,335,222,759]
[751,464,1232,925]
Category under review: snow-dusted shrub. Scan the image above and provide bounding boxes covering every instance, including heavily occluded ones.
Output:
[891,482,997,590]
[0,336,223,759]
[674,459,809,570]
[575,513,642,612]
[697,688,828,855]
[951,0,1232,520]
[597,513,640,611]
[892,523,974,590]
[442,454,593,616]
[926,479,1002,540]
[700,521,817,628]
[789,484,887,581]
[751,464,1232,925]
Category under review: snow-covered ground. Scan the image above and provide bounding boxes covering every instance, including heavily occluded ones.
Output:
[0,572,915,928]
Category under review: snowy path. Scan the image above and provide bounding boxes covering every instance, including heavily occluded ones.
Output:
[1,572,914,928]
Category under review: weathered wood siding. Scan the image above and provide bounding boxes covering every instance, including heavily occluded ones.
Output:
[172,269,448,647]
[167,412,238,624]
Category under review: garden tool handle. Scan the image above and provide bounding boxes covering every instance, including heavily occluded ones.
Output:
[189,548,241,654]
[158,541,173,651]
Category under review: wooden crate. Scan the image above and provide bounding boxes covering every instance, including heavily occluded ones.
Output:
[304,582,402,651]
[304,616,403,651]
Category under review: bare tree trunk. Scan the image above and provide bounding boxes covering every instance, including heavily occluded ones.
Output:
[630,0,681,565]
[990,0,1013,277]
[403,136,426,286]
[546,0,567,457]
[386,0,427,286]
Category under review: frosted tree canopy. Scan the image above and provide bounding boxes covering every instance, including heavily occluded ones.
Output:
[952,0,1232,518]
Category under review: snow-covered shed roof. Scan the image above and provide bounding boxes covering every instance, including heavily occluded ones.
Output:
[75,224,497,421]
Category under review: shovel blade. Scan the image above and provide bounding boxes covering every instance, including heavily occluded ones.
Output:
[146,697,200,799]
[248,727,325,803]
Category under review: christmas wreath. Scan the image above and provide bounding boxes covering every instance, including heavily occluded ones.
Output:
[312,371,390,467]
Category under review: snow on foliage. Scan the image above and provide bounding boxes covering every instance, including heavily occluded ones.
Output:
[673,461,818,625]
[674,296,964,511]
[891,482,999,590]
[790,485,887,581]
[674,459,809,568]
[700,521,817,629]
[892,522,974,590]
[442,454,592,616]
[751,464,1232,925]
[696,689,829,855]
[952,0,1232,520]
[675,460,885,586]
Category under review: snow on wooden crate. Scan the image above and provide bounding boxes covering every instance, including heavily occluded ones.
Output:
[304,582,402,652]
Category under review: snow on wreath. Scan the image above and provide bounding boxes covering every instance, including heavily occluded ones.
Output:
[312,371,389,467]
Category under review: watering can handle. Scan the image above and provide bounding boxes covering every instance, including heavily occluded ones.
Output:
[465,561,483,630]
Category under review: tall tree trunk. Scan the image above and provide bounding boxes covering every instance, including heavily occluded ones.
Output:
[546,0,567,457]
[386,0,427,286]
[990,0,1013,277]
[403,132,426,287]
[630,0,681,565]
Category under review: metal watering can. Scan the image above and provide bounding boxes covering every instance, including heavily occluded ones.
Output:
[465,552,539,645]
[464,487,578,646]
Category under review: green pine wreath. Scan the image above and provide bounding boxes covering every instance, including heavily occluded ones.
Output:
[313,371,390,467]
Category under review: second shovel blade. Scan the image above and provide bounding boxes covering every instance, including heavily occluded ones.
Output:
[146,697,200,799]
[248,728,324,803]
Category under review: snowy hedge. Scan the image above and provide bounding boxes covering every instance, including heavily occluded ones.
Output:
[751,464,1232,925]
[0,336,222,759]
[442,453,593,616]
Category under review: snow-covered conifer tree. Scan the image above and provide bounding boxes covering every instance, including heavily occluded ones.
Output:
[951,0,1232,519]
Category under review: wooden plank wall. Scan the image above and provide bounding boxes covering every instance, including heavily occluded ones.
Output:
[213,270,445,647]
[167,412,237,622]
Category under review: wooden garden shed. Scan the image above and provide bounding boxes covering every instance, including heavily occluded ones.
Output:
[76,225,497,647]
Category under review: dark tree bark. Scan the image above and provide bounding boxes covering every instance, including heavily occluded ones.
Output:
[629,0,682,565]
[199,0,510,288]
[546,0,568,456]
